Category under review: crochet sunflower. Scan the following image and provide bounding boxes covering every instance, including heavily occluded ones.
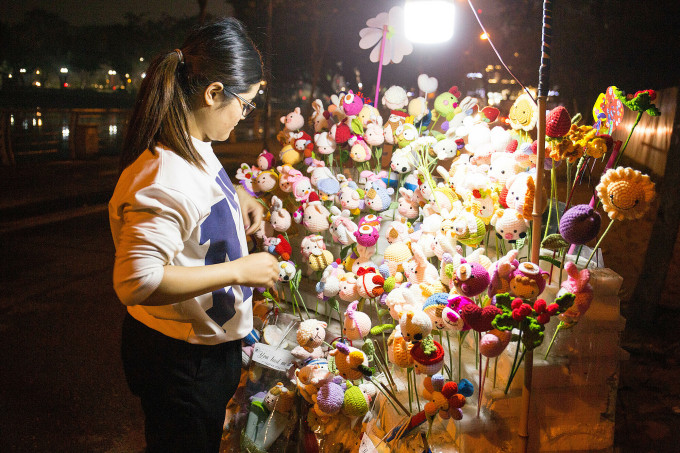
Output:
[596,167,655,221]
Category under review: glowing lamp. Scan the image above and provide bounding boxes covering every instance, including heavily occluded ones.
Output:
[404,0,455,44]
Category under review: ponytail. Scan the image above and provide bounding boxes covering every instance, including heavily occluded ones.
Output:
[120,18,263,172]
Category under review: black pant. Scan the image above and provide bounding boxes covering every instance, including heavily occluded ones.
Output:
[121,313,242,453]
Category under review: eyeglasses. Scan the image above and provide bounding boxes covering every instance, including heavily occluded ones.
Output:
[225,89,256,118]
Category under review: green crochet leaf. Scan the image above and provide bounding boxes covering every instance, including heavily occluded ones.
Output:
[554,292,575,313]
[351,117,364,135]
[445,263,454,280]
[522,319,545,350]
[327,298,340,312]
[293,269,302,288]
[541,234,570,251]
[492,312,516,331]
[362,338,376,357]
[513,236,526,250]
[494,293,514,310]
[388,201,399,210]
[539,255,562,267]
[327,355,337,373]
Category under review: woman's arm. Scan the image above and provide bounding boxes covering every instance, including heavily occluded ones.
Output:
[236,185,266,235]
[141,252,279,306]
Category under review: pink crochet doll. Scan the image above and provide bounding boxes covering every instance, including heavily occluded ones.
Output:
[269,196,292,232]
[297,192,330,233]
[508,262,549,300]
[256,150,275,171]
[557,262,593,325]
[343,301,372,341]
[397,188,420,219]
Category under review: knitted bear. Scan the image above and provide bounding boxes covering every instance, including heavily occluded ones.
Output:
[442,295,474,331]
[291,319,328,362]
[453,261,490,298]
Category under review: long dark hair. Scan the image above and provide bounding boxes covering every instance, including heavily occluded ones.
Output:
[120,18,263,171]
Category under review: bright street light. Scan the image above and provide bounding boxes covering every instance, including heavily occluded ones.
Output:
[480,32,489,40]
[404,0,455,44]
[60,67,69,73]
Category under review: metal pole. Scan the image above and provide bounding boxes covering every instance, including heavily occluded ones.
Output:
[523,0,553,451]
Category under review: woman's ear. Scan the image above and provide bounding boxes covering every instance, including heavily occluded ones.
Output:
[204,82,224,106]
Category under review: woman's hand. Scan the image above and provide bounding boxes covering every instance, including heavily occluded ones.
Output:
[236,185,266,235]
[233,252,280,288]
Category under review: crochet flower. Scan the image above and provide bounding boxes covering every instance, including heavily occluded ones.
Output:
[359,6,413,65]
[596,167,656,221]
[508,93,538,132]
[613,87,661,116]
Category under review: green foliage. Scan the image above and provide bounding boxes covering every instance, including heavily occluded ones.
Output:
[492,312,516,331]
[554,292,575,312]
[494,293,514,310]
[521,319,545,350]
[351,117,364,135]
[541,234,570,251]
[539,255,563,267]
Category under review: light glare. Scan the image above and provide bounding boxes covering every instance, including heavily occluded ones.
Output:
[405,1,455,44]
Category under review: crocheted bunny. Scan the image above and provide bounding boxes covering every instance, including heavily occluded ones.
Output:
[410,213,442,259]
[398,188,420,219]
[557,262,593,325]
[310,99,329,133]
[403,242,439,286]
[277,165,301,193]
[487,249,519,297]
[329,206,358,245]
[269,196,291,232]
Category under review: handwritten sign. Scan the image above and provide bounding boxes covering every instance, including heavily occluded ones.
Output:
[252,343,295,372]
[359,434,378,453]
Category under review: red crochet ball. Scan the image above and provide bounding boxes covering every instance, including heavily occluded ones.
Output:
[410,340,444,365]
[334,123,351,144]
[546,106,571,138]
[441,381,458,398]
[534,299,547,313]
[499,186,509,208]
[449,393,466,409]
[537,313,551,324]
[506,139,518,153]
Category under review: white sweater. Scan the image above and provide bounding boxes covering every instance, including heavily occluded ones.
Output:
[109,138,253,345]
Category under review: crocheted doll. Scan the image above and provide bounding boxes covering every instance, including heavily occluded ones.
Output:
[278,261,296,283]
[384,217,413,245]
[596,167,656,221]
[491,208,530,243]
[504,172,536,219]
[263,382,294,413]
[365,185,395,213]
[291,175,313,203]
[348,135,372,163]
[336,178,364,216]
[508,262,549,300]
[279,144,303,166]
[410,336,445,375]
[354,224,380,248]
[295,360,333,404]
[355,267,385,299]
[442,295,474,331]
[381,85,409,110]
[316,263,344,299]
[557,262,593,325]
[399,310,433,343]
[423,293,450,331]
[383,110,407,145]
[266,234,292,261]
[397,188,420,219]
[329,207,358,245]
[390,147,417,174]
[343,301,372,341]
[314,131,337,155]
[279,107,305,144]
[310,99,329,133]
[298,192,331,233]
[340,90,364,116]
[383,241,413,277]
[269,196,292,233]
[453,261,490,298]
[253,169,278,193]
[434,86,462,122]
[387,325,415,368]
[487,249,519,297]
[329,343,372,381]
[342,382,370,417]
[291,319,328,362]
[256,150,275,171]
[363,120,385,147]
[338,272,360,302]
[277,165,301,192]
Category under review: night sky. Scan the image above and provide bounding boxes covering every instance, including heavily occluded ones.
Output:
[1,0,231,25]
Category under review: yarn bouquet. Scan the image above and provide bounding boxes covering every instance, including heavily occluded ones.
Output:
[226,80,660,452]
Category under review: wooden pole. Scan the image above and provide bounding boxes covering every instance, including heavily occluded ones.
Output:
[522,1,553,451]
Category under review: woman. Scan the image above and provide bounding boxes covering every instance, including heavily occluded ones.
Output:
[109,18,278,453]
